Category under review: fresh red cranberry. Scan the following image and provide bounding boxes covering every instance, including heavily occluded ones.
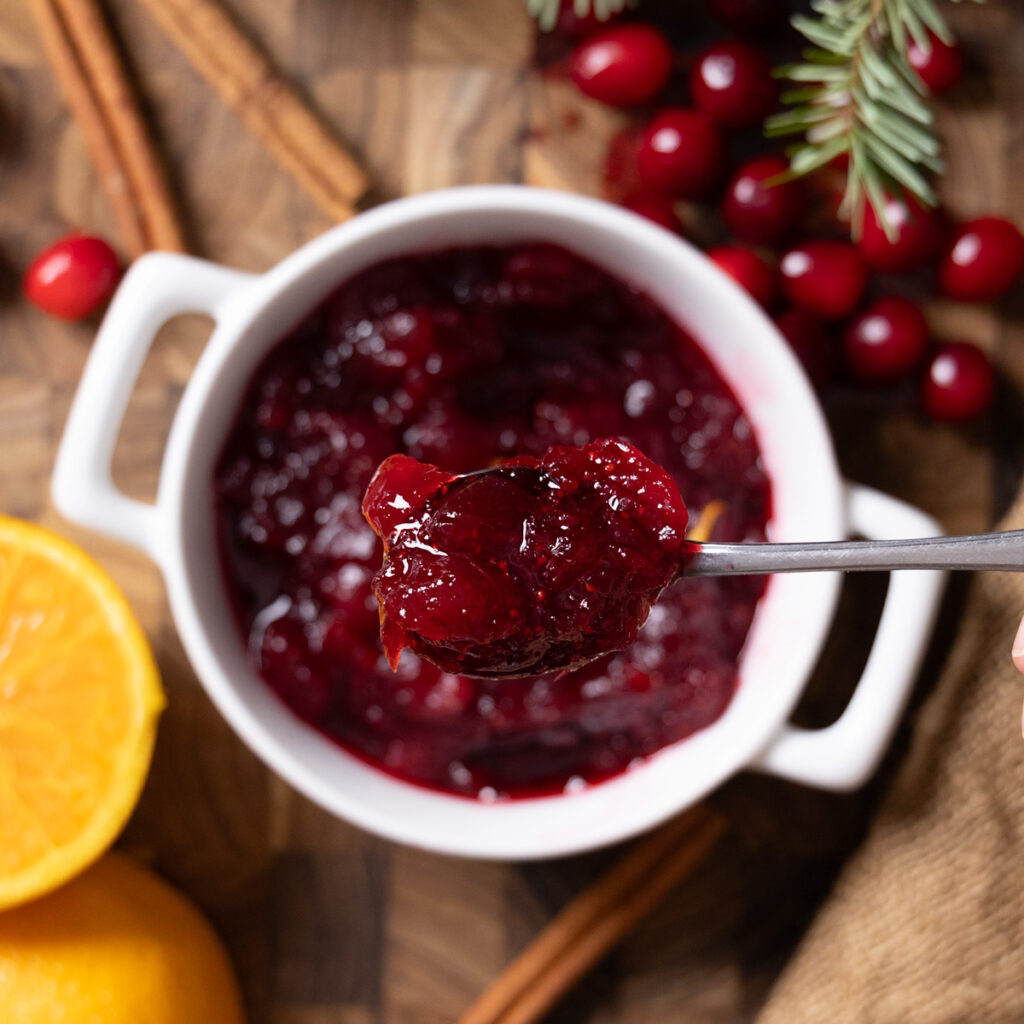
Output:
[569,24,673,107]
[844,296,929,383]
[22,233,121,320]
[690,40,777,128]
[858,194,946,273]
[709,245,777,308]
[907,30,964,93]
[706,0,785,31]
[780,240,866,319]
[619,193,683,233]
[921,342,994,422]
[635,108,726,198]
[937,216,1024,301]
[775,308,835,388]
[722,155,805,245]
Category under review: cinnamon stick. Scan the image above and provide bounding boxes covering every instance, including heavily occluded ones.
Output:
[52,0,186,252]
[133,0,369,223]
[459,803,728,1024]
[29,0,185,257]
[30,0,147,255]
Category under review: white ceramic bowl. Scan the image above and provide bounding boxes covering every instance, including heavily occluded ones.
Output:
[52,186,946,859]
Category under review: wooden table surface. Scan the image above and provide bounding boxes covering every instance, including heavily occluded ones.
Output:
[2,1,1023,1021]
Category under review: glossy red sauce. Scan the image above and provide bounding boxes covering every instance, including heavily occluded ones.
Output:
[214,243,770,799]
[362,439,690,678]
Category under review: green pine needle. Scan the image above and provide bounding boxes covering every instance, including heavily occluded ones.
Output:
[527,0,635,32]
[767,0,983,239]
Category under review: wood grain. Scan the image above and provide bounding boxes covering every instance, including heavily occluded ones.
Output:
[1,1,1022,1022]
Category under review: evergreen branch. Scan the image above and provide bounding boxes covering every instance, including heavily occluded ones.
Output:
[767,0,983,239]
[524,0,985,242]
[527,0,635,32]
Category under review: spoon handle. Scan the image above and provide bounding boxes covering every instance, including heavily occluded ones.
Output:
[684,529,1024,577]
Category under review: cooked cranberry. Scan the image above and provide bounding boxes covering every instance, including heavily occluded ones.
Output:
[402,403,497,473]
[709,245,777,308]
[690,40,777,128]
[318,563,381,638]
[775,308,835,388]
[635,108,726,198]
[619,193,683,233]
[215,244,770,798]
[858,194,946,273]
[907,30,964,94]
[780,240,866,319]
[307,490,382,565]
[23,234,121,320]
[569,24,673,107]
[937,216,1024,301]
[533,394,623,447]
[844,296,929,383]
[401,669,476,723]
[338,306,436,386]
[259,619,334,721]
[921,342,994,422]
[706,0,785,31]
[363,439,689,678]
[722,155,805,245]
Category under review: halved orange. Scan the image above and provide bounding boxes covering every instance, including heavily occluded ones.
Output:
[0,515,164,909]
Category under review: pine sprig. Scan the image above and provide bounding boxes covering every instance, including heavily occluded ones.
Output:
[526,0,981,240]
[526,0,635,32]
[768,0,981,237]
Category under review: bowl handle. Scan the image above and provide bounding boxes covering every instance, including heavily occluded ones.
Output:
[52,252,256,559]
[752,484,947,791]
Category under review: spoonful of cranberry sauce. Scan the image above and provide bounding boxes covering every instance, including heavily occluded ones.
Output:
[363,437,1024,679]
[361,438,689,678]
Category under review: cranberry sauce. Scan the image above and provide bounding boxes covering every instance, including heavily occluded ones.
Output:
[214,243,770,799]
[363,439,690,679]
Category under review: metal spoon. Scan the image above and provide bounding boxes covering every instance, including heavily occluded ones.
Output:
[373,461,1024,680]
[686,530,1024,577]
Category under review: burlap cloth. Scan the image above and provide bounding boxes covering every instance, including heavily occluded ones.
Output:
[756,489,1024,1024]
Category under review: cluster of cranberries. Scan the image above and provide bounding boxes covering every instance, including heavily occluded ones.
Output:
[557,1,1023,424]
